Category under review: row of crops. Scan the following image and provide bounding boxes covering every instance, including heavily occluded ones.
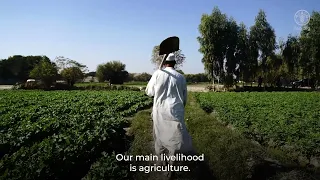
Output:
[195,92,320,161]
[0,90,153,180]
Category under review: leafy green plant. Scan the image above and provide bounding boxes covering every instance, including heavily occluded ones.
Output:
[195,92,320,161]
[0,91,153,179]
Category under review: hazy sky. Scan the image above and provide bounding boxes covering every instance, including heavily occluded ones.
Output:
[0,0,319,74]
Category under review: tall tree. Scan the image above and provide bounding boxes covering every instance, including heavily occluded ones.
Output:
[54,56,88,85]
[151,45,186,69]
[61,67,84,86]
[247,31,259,85]
[236,23,250,84]
[264,54,285,86]
[282,35,300,81]
[299,11,320,88]
[198,7,228,86]
[54,56,88,74]
[224,17,239,87]
[29,59,58,88]
[250,10,276,86]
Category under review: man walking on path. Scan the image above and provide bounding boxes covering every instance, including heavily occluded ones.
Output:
[145,53,194,176]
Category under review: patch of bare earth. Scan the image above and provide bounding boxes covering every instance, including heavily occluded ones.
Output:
[0,85,13,90]
[187,85,208,92]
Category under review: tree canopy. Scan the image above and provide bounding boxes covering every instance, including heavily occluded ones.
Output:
[54,56,88,87]
[0,55,52,84]
[198,7,320,89]
[29,59,58,88]
[96,61,128,84]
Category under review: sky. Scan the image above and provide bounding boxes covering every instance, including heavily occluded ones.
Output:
[0,0,319,74]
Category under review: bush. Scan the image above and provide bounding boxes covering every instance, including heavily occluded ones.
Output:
[74,85,141,91]
[11,82,142,92]
[52,83,72,90]
[16,81,45,90]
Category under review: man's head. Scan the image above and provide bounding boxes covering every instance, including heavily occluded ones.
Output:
[164,53,176,67]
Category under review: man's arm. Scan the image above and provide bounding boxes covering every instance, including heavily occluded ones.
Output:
[145,71,157,97]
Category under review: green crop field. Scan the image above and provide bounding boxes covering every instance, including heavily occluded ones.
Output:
[0,91,152,180]
[195,92,320,159]
[1,90,319,180]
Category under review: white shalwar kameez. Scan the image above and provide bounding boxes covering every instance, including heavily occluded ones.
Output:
[145,65,193,161]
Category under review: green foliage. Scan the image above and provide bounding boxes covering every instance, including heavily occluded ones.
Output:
[282,35,300,80]
[96,61,128,84]
[54,56,88,74]
[54,56,88,87]
[0,55,51,83]
[83,152,129,180]
[197,7,320,89]
[299,11,320,86]
[195,92,320,160]
[198,7,228,83]
[198,6,256,87]
[61,67,84,86]
[131,72,152,82]
[29,59,58,88]
[250,9,277,76]
[184,73,210,83]
[0,91,153,179]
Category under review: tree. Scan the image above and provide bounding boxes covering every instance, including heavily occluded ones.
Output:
[224,17,239,87]
[125,73,135,82]
[96,64,107,82]
[151,45,186,69]
[246,31,259,85]
[0,55,51,83]
[282,35,300,81]
[299,11,320,88]
[29,59,58,89]
[236,23,250,85]
[134,72,152,82]
[54,56,88,86]
[198,6,242,88]
[198,7,228,86]
[61,67,84,86]
[250,10,276,87]
[96,61,128,84]
[54,56,88,74]
[264,54,285,86]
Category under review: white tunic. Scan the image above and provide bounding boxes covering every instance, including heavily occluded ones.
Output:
[145,67,193,156]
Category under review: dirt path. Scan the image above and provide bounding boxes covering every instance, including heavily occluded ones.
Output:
[129,100,217,180]
[0,85,13,90]
[187,85,208,92]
